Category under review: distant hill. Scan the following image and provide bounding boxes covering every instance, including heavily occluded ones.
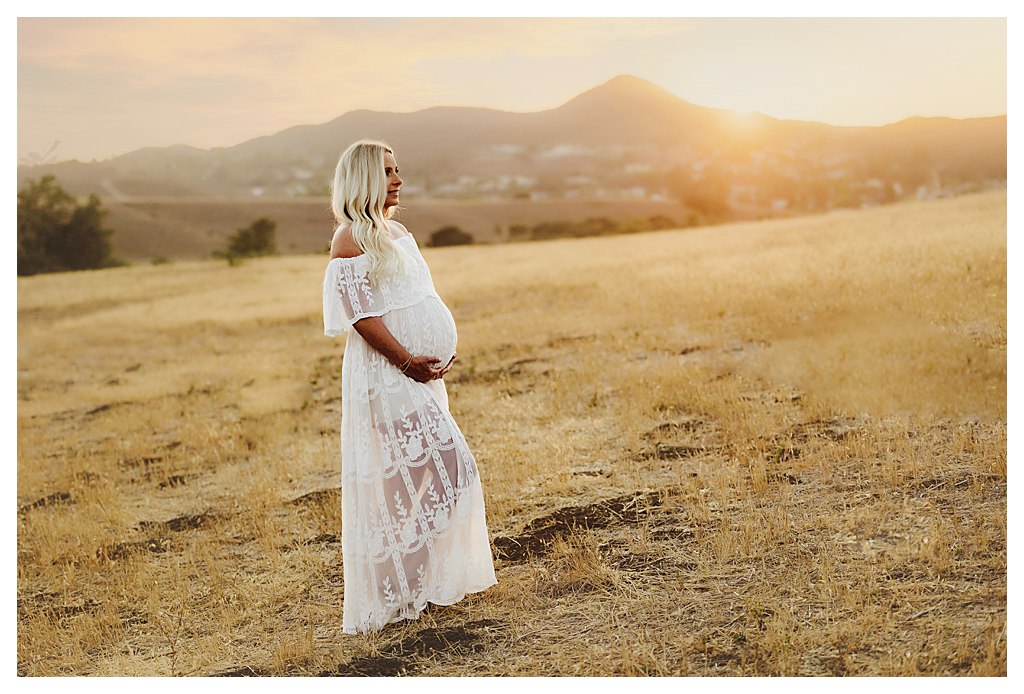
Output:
[17,75,1006,204]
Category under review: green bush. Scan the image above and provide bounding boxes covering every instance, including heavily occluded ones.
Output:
[505,215,683,242]
[507,224,531,241]
[214,217,279,264]
[17,175,122,275]
[428,226,474,247]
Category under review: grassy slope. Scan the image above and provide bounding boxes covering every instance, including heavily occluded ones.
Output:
[17,190,1005,675]
[102,197,701,261]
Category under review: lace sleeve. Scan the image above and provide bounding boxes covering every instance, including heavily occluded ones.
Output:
[323,255,435,336]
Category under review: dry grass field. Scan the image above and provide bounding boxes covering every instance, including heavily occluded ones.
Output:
[102,196,699,262]
[17,189,1005,676]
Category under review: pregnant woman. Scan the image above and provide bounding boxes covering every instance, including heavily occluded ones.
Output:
[322,139,498,635]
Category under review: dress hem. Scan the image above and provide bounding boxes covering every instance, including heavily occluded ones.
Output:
[341,576,499,635]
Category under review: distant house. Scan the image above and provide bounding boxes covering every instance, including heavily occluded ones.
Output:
[540,144,599,158]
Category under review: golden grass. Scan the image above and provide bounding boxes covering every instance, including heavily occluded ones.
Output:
[17,190,1005,676]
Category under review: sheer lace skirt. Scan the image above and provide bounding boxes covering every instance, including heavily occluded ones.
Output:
[338,319,497,635]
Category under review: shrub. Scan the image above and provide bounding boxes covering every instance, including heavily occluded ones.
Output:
[428,226,474,247]
[214,217,278,264]
[507,224,531,242]
[505,215,683,242]
[17,175,122,275]
[647,215,677,230]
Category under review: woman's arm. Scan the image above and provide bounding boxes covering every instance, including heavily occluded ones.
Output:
[331,225,453,382]
[352,316,448,383]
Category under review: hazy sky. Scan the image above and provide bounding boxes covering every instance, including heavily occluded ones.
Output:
[18,16,1007,164]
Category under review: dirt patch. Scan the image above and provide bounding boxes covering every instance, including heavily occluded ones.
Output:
[567,466,607,477]
[652,444,723,460]
[328,618,508,676]
[492,488,681,562]
[609,551,679,576]
[448,358,549,386]
[788,416,867,443]
[547,334,597,349]
[211,664,268,677]
[704,649,742,670]
[158,474,188,489]
[137,510,223,533]
[758,416,868,465]
[74,471,101,485]
[910,472,999,493]
[769,445,803,463]
[18,594,102,622]
[119,607,149,627]
[638,416,725,464]
[768,471,803,485]
[119,454,172,484]
[119,455,164,469]
[648,525,698,543]
[641,417,705,439]
[289,488,340,506]
[96,537,173,561]
[18,491,73,516]
[17,591,60,618]
[212,618,508,676]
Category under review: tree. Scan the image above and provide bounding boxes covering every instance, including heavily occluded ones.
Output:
[18,175,120,276]
[427,226,474,247]
[215,217,279,263]
[507,224,530,242]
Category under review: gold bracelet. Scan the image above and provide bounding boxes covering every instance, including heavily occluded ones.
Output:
[399,355,413,373]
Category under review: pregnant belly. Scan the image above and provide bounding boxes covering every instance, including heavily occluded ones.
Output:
[383,296,458,367]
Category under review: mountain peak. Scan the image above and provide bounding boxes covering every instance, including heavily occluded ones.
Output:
[602,74,666,92]
[558,74,687,112]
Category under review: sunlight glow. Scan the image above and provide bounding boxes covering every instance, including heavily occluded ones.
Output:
[17,17,1006,162]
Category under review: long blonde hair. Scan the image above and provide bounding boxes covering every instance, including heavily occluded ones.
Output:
[330,139,407,283]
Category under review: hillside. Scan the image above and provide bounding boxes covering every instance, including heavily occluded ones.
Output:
[17,190,1006,675]
[17,75,1006,208]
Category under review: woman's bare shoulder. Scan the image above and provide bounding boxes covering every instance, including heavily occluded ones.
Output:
[387,220,412,238]
[330,223,363,259]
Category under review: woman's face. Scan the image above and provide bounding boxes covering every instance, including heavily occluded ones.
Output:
[383,151,402,210]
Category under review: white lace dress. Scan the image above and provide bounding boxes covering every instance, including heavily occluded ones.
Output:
[322,232,498,635]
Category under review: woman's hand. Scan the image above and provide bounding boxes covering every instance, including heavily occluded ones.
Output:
[351,317,454,383]
[402,356,442,383]
[431,353,457,380]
